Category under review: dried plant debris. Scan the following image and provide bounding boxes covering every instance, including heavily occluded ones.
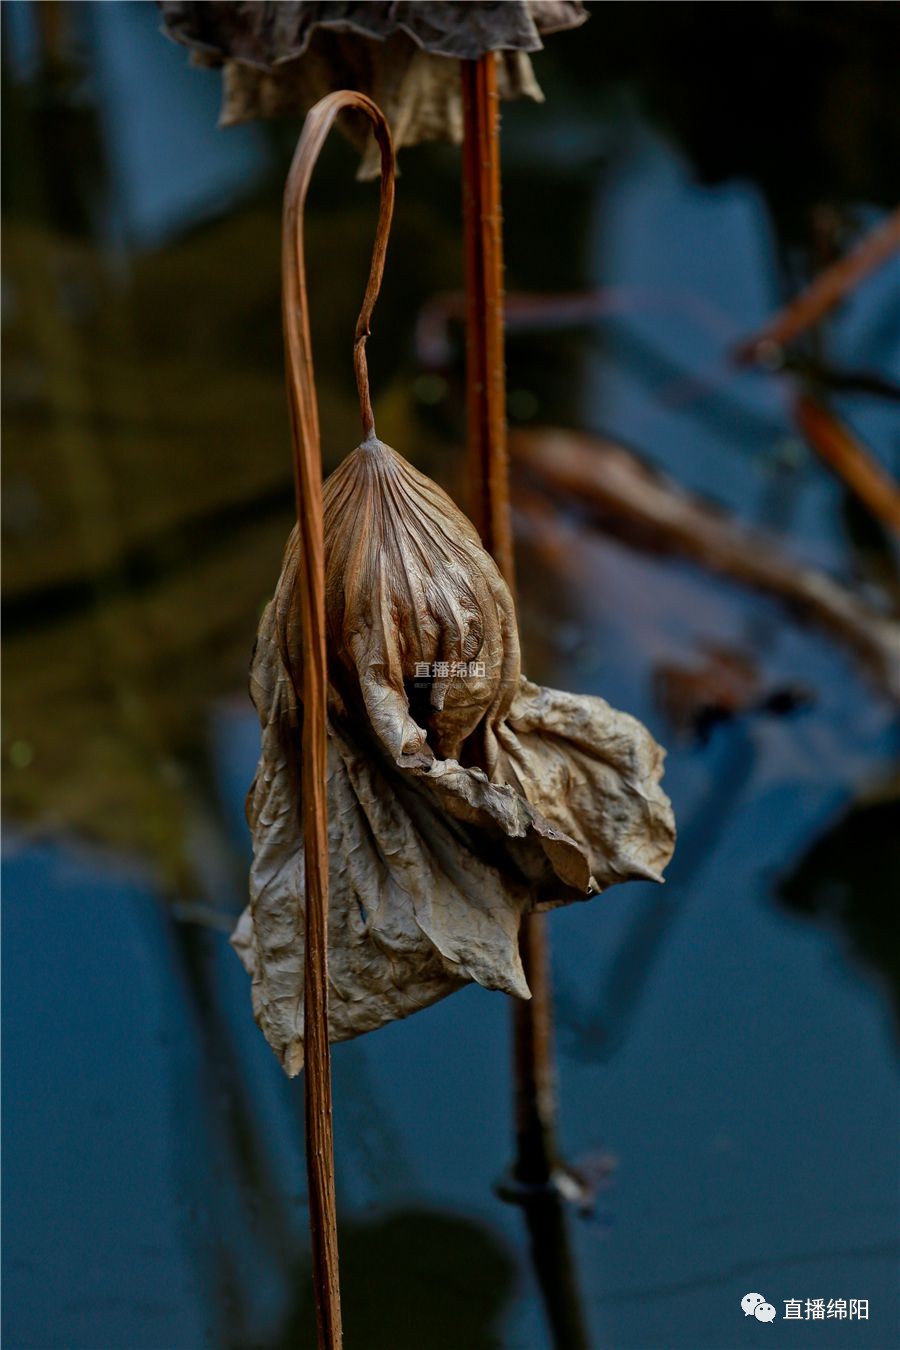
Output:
[233,437,674,1075]
[160,1,588,176]
[217,36,543,178]
[161,2,589,64]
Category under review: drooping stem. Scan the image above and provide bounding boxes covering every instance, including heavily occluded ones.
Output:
[281,89,396,1350]
[353,128,395,439]
[461,53,557,1182]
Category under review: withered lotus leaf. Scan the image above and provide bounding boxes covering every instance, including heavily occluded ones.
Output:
[161,3,590,175]
[232,437,675,1076]
[324,435,518,766]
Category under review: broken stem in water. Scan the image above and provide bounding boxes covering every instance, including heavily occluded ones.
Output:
[281,89,396,1350]
[734,206,900,364]
[793,392,900,533]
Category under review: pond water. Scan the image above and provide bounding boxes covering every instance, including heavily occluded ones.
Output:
[3,5,899,1349]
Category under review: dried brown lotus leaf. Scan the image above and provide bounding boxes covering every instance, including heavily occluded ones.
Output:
[218,38,544,180]
[233,440,675,1075]
[323,435,518,766]
[160,2,589,67]
[498,681,676,893]
[160,2,585,177]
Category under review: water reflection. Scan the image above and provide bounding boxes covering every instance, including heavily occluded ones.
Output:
[290,1210,516,1350]
[779,782,900,1037]
[2,833,517,1349]
[3,4,899,1349]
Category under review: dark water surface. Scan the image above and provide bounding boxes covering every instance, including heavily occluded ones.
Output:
[3,5,899,1349]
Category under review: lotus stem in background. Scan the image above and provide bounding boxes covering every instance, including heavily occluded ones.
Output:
[793,393,900,534]
[461,53,559,1188]
[734,206,900,365]
[281,89,396,1350]
[461,53,516,590]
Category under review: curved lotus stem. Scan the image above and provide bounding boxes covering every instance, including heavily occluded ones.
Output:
[281,90,396,1350]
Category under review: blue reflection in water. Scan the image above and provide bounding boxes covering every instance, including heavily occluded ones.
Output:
[3,839,222,1349]
[5,674,897,1349]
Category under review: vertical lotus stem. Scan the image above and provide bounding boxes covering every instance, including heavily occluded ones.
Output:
[512,915,559,1183]
[461,55,558,1183]
[461,54,516,588]
[282,90,396,1350]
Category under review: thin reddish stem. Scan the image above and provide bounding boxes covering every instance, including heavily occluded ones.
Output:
[461,55,516,589]
[461,54,557,1184]
[734,207,900,364]
[794,393,900,533]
